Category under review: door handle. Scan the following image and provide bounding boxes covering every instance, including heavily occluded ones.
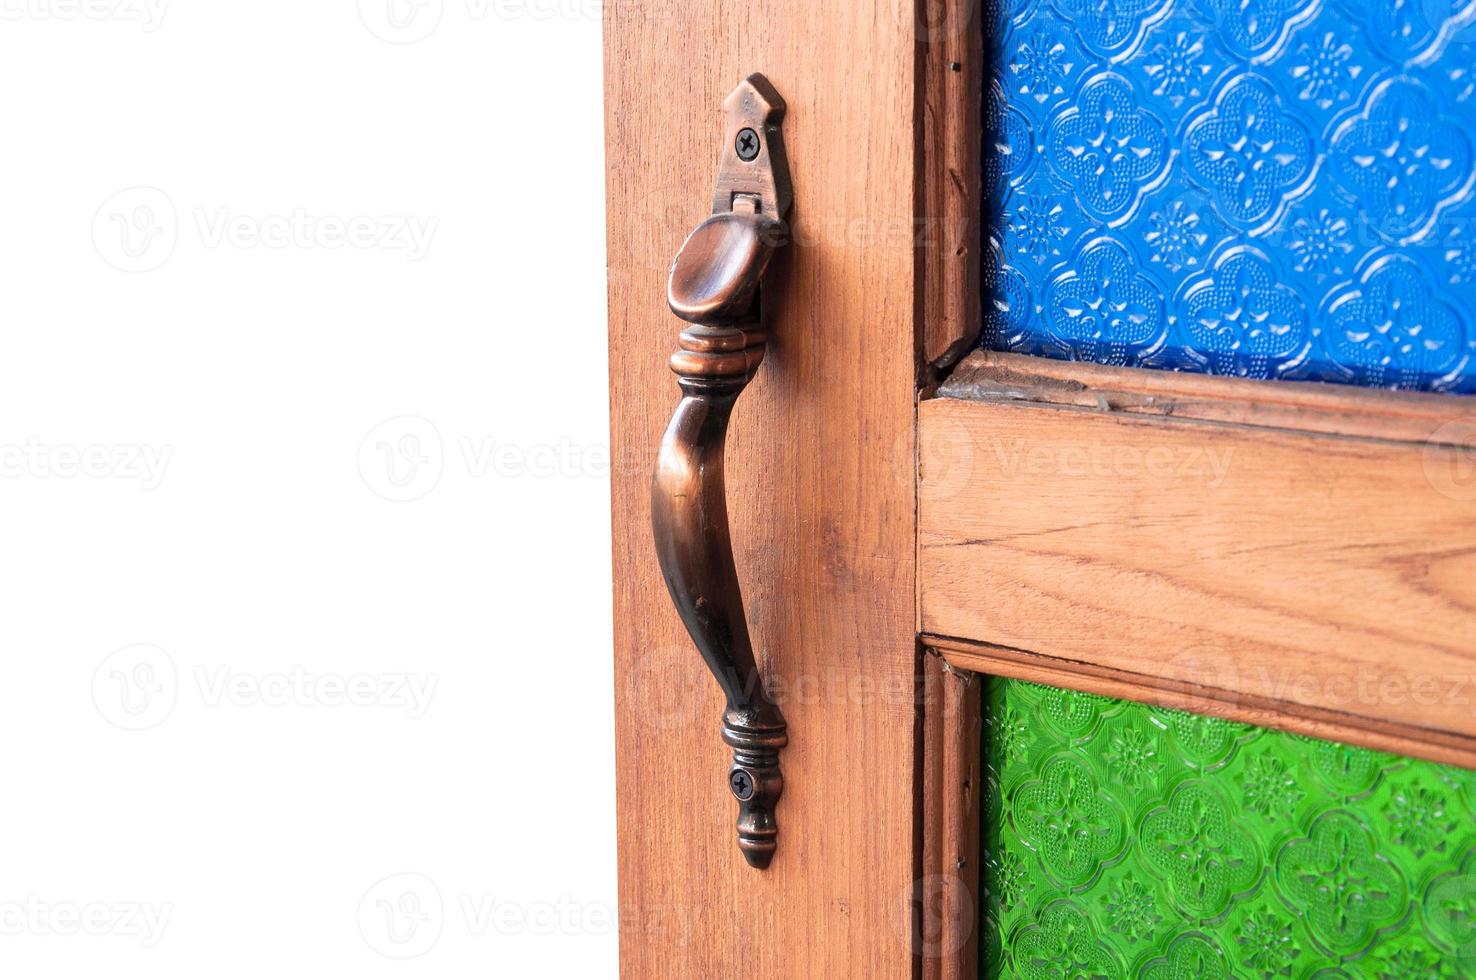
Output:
[651,74,793,870]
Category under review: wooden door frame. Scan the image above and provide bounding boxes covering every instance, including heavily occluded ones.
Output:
[605,2,982,977]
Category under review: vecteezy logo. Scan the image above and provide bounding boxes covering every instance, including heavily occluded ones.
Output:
[1160,645,1242,715]
[91,645,178,730]
[624,645,706,730]
[356,0,443,43]
[92,187,178,273]
[904,873,975,959]
[914,0,978,43]
[1424,418,1476,502]
[357,873,443,959]
[358,416,444,502]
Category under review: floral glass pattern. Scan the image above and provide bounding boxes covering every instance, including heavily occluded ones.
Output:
[983,679,1476,976]
[981,0,1476,391]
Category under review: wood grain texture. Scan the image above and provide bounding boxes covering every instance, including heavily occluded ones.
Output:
[918,0,983,376]
[941,350,1476,444]
[606,5,922,977]
[919,650,981,980]
[919,389,1476,766]
[930,636,1476,770]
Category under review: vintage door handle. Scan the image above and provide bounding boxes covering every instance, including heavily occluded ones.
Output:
[651,74,793,870]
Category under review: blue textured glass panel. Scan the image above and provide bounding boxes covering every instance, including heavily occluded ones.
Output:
[980,0,1476,392]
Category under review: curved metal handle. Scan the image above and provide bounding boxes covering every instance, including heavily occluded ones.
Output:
[651,74,793,869]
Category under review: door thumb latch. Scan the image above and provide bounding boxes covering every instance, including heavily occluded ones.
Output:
[651,74,793,869]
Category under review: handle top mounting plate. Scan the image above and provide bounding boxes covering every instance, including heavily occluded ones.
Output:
[711,73,792,222]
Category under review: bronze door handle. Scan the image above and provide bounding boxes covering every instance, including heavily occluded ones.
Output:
[651,74,793,870]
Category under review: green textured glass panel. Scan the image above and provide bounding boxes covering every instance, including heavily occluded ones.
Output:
[982,678,1476,978]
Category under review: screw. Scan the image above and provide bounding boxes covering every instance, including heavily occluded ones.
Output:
[735,128,760,162]
[729,768,755,801]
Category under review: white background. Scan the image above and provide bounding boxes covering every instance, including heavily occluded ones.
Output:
[0,1,615,976]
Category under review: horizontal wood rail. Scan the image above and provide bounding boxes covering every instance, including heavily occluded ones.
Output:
[920,352,1476,769]
[928,635,1476,770]
[939,350,1476,442]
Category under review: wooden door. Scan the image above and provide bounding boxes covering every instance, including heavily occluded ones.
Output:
[607,1,1476,977]
[604,3,960,977]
